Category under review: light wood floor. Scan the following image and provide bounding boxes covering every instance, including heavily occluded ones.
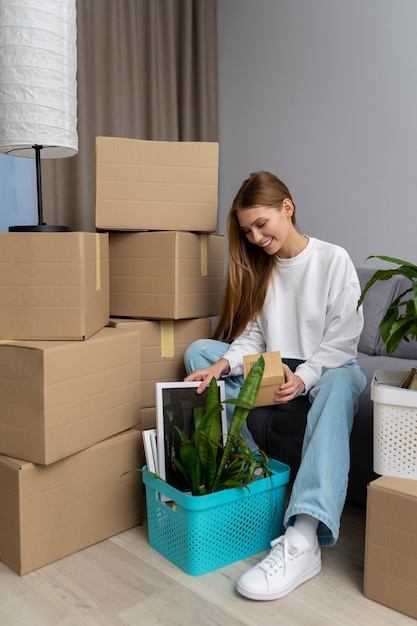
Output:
[0,504,414,626]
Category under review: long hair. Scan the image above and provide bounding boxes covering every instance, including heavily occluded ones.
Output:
[212,171,297,342]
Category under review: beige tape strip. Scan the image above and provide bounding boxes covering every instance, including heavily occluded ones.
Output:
[160,320,174,358]
[96,233,101,290]
[200,234,208,276]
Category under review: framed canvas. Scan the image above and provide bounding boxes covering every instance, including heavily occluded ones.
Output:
[142,428,158,474]
[155,380,227,490]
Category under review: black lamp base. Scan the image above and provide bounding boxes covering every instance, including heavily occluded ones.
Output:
[9,224,72,232]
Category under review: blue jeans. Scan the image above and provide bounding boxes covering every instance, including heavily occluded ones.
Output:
[184,338,367,547]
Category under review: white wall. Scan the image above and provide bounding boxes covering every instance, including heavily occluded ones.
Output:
[217,0,417,269]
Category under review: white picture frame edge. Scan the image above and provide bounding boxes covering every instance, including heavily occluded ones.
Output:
[155,380,227,483]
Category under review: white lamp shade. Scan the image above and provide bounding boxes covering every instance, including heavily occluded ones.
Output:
[0,0,78,159]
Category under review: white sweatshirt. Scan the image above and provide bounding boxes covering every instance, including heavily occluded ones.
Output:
[223,237,364,392]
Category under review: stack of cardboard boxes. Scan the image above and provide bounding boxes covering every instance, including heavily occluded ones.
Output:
[0,137,224,576]
[0,231,144,575]
[96,137,224,428]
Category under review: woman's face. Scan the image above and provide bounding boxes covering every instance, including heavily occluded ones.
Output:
[237,201,295,257]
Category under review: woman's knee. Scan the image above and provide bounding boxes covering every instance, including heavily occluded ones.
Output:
[321,364,365,393]
[310,366,365,414]
[184,339,209,373]
[184,338,229,374]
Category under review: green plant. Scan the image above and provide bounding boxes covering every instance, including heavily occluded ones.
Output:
[358,255,417,356]
[173,354,272,495]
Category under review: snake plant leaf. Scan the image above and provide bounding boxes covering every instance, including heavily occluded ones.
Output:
[172,456,190,481]
[174,426,202,494]
[195,431,219,491]
[194,377,224,491]
[196,379,223,441]
[212,355,265,492]
[193,405,205,430]
[223,398,254,410]
[173,377,225,494]
[177,439,200,495]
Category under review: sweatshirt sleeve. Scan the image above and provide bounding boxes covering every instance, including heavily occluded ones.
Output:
[294,280,364,392]
[221,319,267,377]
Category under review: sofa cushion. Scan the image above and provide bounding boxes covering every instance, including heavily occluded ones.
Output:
[247,396,310,482]
[357,267,408,356]
[375,274,417,359]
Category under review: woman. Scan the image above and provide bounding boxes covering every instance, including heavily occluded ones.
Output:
[184,171,366,601]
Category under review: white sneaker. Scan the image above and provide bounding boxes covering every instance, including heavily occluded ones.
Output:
[236,526,322,601]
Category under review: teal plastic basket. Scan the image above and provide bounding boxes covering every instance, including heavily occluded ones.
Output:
[143,458,290,576]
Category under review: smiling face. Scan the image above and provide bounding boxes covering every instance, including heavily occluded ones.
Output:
[237,200,302,259]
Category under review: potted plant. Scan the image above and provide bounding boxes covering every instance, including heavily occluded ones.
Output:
[141,354,290,575]
[358,255,417,356]
[172,354,272,495]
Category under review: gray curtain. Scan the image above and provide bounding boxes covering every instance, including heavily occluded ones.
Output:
[42,0,218,231]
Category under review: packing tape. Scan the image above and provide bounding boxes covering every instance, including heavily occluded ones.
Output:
[96,233,101,290]
[160,320,174,358]
[200,234,208,276]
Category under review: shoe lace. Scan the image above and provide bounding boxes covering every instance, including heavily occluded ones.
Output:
[258,536,300,575]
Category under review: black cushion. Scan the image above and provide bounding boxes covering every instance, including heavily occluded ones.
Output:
[247,396,310,482]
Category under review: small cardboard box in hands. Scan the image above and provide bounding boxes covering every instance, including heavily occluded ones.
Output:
[243,351,284,407]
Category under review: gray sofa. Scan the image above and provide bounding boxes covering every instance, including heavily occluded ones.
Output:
[247,266,417,508]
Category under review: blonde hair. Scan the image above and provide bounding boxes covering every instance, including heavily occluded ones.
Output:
[212,171,297,342]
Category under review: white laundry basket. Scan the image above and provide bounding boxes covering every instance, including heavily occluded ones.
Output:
[371,369,417,479]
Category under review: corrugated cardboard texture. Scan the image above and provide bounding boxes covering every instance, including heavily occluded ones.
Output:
[108,317,212,408]
[0,327,141,464]
[243,351,284,407]
[140,406,157,430]
[364,476,417,619]
[0,429,144,576]
[0,232,109,340]
[109,231,224,319]
[95,137,219,232]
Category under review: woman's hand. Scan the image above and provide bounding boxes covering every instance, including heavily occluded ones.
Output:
[274,363,306,403]
[184,358,230,394]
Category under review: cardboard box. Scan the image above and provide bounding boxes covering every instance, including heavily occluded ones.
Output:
[364,476,417,619]
[243,351,284,407]
[0,327,141,464]
[95,136,219,232]
[140,406,157,430]
[0,429,144,576]
[108,317,212,408]
[0,232,109,340]
[109,231,224,319]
